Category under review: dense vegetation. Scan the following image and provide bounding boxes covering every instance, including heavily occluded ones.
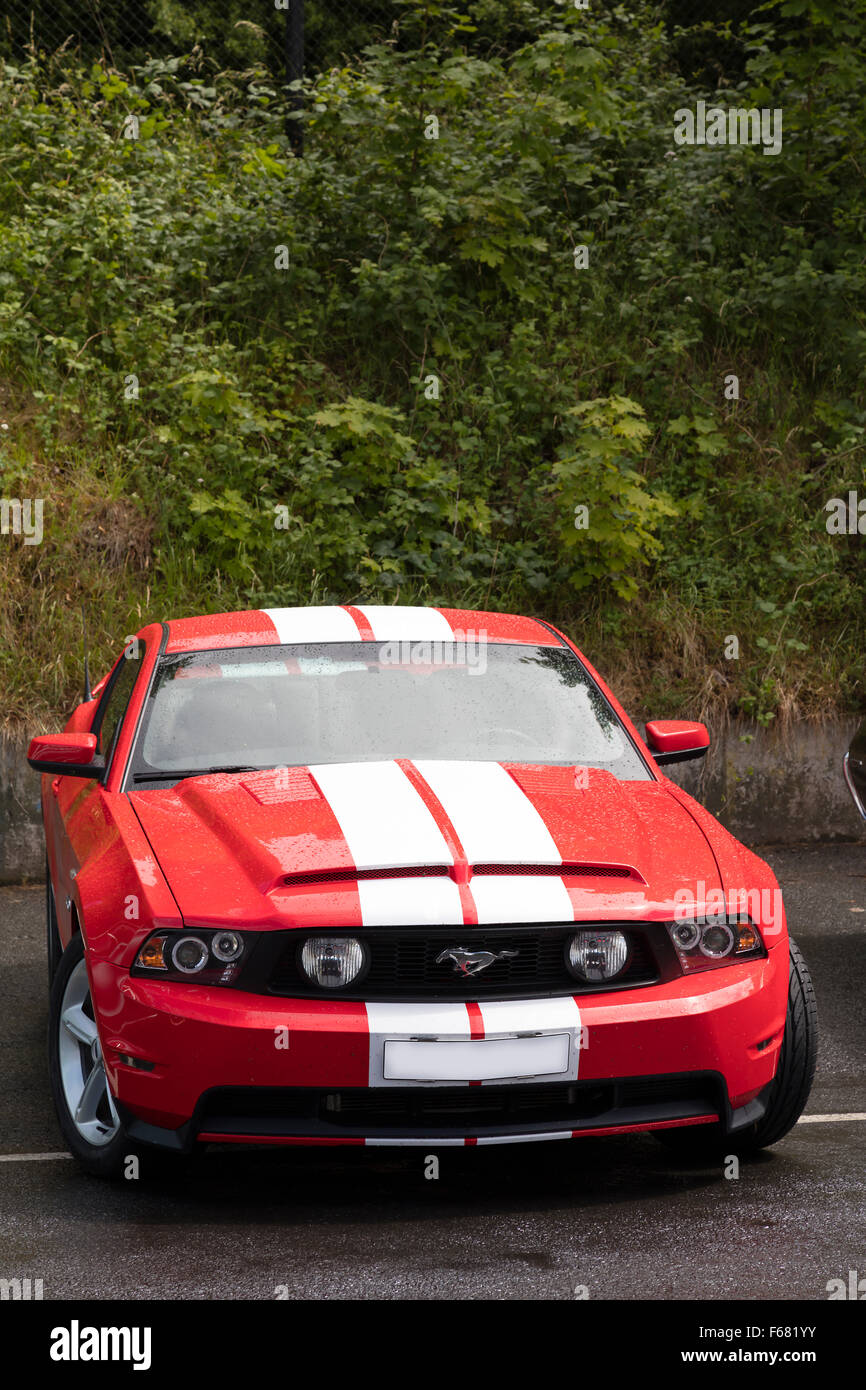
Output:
[0,0,863,729]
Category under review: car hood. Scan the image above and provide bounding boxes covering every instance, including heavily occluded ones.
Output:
[129,760,723,930]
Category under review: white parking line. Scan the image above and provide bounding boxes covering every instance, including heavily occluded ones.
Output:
[0,1152,73,1162]
[798,1113,866,1124]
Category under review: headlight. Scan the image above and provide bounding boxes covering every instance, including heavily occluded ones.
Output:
[566,929,629,982]
[699,922,735,958]
[666,917,764,973]
[300,937,366,990]
[171,936,209,974]
[670,921,701,952]
[133,929,250,986]
[212,930,244,962]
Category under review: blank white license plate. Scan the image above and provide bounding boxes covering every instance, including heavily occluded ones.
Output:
[383,1033,570,1083]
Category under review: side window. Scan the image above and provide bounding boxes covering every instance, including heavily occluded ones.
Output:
[93,646,142,767]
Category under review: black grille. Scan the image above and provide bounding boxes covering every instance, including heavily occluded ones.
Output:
[473,863,635,879]
[195,1074,722,1140]
[261,924,660,1000]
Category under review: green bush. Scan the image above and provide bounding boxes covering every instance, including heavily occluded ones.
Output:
[0,0,863,726]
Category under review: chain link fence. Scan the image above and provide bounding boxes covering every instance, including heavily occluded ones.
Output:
[1,3,762,80]
[0,2,397,77]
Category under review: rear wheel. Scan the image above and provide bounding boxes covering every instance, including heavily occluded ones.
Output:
[657,937,817,1158]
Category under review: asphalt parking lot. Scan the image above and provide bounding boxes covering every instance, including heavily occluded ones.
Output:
[1,844,864,1301]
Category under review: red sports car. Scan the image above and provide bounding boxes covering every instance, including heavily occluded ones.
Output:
[29,606,817,1176]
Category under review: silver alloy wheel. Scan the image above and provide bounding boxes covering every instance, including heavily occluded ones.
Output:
[58,957,120,1147]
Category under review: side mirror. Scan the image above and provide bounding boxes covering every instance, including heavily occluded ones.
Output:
[844,720,866,822]
[645,719,710,766]
[27,732,105,781]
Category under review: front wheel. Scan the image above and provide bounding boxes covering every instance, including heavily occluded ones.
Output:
[48,932,133,1177]
[657,937,818,1158]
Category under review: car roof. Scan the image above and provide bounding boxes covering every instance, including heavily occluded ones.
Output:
[163,606,564,654]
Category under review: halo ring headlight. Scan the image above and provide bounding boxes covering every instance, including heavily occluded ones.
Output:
[212,931,243,963]
[171,936,210,974]
[699,922,736,958]
[671,921,701,951]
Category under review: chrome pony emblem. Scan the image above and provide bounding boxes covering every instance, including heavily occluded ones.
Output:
[435,946,519,977]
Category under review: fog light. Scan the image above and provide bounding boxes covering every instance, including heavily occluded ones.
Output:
[300,937,366,989]
[699,921,735,958]
[566,929,629,982]
[171,936,209,974]
[212,931,243,962]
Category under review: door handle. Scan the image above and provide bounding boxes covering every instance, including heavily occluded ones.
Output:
[51,777,61,798]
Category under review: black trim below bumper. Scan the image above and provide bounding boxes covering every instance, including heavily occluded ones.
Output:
[117,1072,769,1154]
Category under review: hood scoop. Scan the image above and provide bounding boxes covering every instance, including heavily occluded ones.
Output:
[242,768,320,804]
[283,864,450,888]
[473,862,641,881]
[281,860,643,889]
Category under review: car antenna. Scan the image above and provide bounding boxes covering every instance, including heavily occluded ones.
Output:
[82,606,93,703]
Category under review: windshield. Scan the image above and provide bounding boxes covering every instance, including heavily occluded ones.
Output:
[129,642,651,783]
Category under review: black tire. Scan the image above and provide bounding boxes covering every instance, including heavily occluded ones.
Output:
[745,936,818,1149]
[48,933,179,1179]
[45,860,63,986]
[657,937,818,1158]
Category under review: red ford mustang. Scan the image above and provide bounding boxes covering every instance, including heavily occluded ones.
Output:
[29,606,817,1176]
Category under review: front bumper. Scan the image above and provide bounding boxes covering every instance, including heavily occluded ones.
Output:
[90,949,787,1151]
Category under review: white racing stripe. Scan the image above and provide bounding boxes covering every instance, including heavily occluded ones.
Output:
[478,997,582,1083]
[366,1132,575,1147]
[262,606,361,643]
[471,875,574,924]
[310,761,453,872]
[355,606,455,642]
[365,1000,474,1088]
[412,760,563,866]
[366,1138,469,1147]
[358,876,464,927]
[475,1131,575,1146]
[478,997,581,1036]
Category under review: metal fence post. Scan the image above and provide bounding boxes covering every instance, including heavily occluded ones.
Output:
[285,0,305,156]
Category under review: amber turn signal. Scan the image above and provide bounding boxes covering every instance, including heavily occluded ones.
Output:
[136,935,168,970]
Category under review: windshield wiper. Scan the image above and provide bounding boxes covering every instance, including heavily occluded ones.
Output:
[132,765,261,783]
